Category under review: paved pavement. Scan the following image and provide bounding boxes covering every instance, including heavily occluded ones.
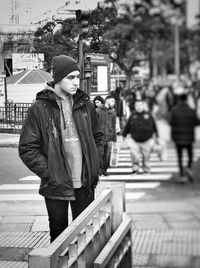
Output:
[0,133,19,148]
[0,119,200,267]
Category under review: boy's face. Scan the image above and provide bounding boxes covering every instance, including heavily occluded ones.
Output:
[106,98,115,108]
[134,101,144,113]
[95,100,102,108]
[59,70,80,95]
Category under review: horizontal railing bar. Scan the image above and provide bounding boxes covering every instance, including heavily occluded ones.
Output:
[106,236,131,267]
[94,215,132,267]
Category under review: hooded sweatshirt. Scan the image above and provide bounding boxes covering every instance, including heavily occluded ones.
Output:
[19,82,103,200]
[48,86,82,188]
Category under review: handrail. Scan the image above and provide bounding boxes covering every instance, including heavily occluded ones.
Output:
[94,215,132,267]
[29,188,114,268]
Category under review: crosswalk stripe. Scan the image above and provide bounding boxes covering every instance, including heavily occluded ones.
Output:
[126,192,145,200]
[19,176,40,181]
[119,153,199,157]
[100,173,172,182]
[119,148,200,152]
[125,182,160,189]
[118,156,199,163]
[107,166,178,173]
[0,184,39,190]
[117,162,181,167]
[0,194,43,201]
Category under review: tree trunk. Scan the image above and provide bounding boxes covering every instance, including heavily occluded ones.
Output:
[125,73,132,89]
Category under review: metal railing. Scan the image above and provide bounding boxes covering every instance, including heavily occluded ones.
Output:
[0,102,32,133]
[28,184,131,268]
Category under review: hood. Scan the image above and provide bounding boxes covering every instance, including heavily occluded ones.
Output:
[73,88,90,104]
[36,81,90,105]
[36,81,57,105]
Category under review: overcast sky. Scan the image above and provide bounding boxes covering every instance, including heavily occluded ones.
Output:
[0,0,99,24]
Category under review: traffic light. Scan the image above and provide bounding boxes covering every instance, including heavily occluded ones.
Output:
[84,56,92,79]
[75,9,90,36]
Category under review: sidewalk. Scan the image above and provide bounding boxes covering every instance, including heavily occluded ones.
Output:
[0,121,200,267]
[127,182,200,267]
[118,126,200,267]
[0,133,19,148]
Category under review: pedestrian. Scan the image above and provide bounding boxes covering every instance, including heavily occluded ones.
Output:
[169,93,199,183]
[93,95,105,108]
[18,55,103,243]
[122,98,159,174]
[96,95,117,176]
[111,86,124,134]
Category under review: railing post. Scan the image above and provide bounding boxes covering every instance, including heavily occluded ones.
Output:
[96,182,125,234]
[110,183,125,233]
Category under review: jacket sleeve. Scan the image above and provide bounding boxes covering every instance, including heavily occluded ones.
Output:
[194,110,200,125]
[122,115,131,137]
[18,107,48,179]
[90,103,104,163]
[151,115,159,138]
[112,111,117,142]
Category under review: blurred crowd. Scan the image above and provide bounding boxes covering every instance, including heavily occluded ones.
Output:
[94,77,200,182]
[109,78,200,130]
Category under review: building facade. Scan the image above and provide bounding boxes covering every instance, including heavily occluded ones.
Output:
[31,0,88,26]
[9,0,32,25]
[0,0,95,75]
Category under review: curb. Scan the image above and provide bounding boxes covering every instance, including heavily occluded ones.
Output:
[0,142,18,148]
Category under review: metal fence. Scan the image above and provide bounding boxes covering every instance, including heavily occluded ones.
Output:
[0,102,32,133]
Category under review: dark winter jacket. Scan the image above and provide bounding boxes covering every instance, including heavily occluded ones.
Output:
[96,105,116,142]
[122,111,158,142]
[18,84,103,200]
[169,102,199,145]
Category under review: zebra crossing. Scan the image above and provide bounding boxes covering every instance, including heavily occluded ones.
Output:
[99,143,200,201]
[0,144,199,203]
[0,179,41,201]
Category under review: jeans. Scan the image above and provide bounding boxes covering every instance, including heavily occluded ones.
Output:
[126,136,154,171]
[102,141,113,172]
[45,187,94,242]
[175,144,193,176]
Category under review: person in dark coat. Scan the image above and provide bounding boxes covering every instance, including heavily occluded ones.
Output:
[169,93,199,183]
[122,99,159,174]
[18,55,103,242]
[95,95,116,176]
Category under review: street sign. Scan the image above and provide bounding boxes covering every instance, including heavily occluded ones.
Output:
[84,53,110,96]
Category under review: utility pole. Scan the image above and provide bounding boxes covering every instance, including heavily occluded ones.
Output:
[76,9,91,94]
[78,36,84,90]
[174,20,180,81]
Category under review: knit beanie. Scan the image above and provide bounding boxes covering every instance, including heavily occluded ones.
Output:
[52,55,80,83]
